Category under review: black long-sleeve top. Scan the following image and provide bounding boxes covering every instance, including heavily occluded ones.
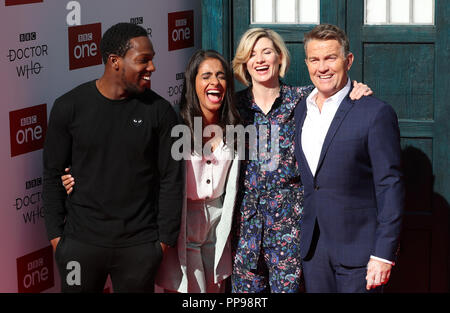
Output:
[43,80,182,247]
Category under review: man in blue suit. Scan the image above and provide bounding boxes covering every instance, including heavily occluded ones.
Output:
[294,24,404,293]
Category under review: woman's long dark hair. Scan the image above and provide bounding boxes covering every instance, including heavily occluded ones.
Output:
[180,49,241,153]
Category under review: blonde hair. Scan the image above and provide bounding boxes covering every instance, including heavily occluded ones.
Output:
[232,28,290,86]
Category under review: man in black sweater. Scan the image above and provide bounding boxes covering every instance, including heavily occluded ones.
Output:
[43,23,182,292]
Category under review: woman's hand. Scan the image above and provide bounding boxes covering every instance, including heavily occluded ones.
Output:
[349,80,373,100]
[61,167,74,195]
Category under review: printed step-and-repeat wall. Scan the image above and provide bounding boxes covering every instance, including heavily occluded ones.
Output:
[0,0,201,293]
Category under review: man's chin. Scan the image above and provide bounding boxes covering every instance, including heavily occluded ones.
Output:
[126,85,146,96]
[139,82,151,92]
[316,86,338,98]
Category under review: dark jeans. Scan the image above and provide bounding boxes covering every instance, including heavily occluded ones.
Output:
[55,236,163,293]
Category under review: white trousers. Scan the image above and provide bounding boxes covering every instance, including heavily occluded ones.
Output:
[186,196,225,293]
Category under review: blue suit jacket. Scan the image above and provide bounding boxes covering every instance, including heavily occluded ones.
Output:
[294,88,404,267]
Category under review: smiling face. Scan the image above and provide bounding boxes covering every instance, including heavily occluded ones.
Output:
[120,36,155,95]
[305,39,354,102]
[195,57,227,122]
[245,37,282,87]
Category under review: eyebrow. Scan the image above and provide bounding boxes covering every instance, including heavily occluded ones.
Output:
[137,50,155,57]
[252,47,274,52]
[200,70,225,76]
[308,52,338,59]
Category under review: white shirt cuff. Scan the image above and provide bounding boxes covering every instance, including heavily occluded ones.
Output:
[370,255,395,266]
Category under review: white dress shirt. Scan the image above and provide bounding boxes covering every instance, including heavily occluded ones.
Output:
[301,79,351,176]
[186,140,233,200]
[301,78,394,266]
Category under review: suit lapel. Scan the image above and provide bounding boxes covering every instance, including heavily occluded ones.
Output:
[316,95,355,175]
[296,99,314,181]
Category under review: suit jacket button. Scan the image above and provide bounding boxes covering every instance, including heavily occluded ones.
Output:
[314,185,320,190]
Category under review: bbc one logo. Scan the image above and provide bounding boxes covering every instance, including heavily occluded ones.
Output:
[168,10,194,51]
[5,0,43,6]
[9,104,47,157]
[68,23,102,70]
[16,246,54,293]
